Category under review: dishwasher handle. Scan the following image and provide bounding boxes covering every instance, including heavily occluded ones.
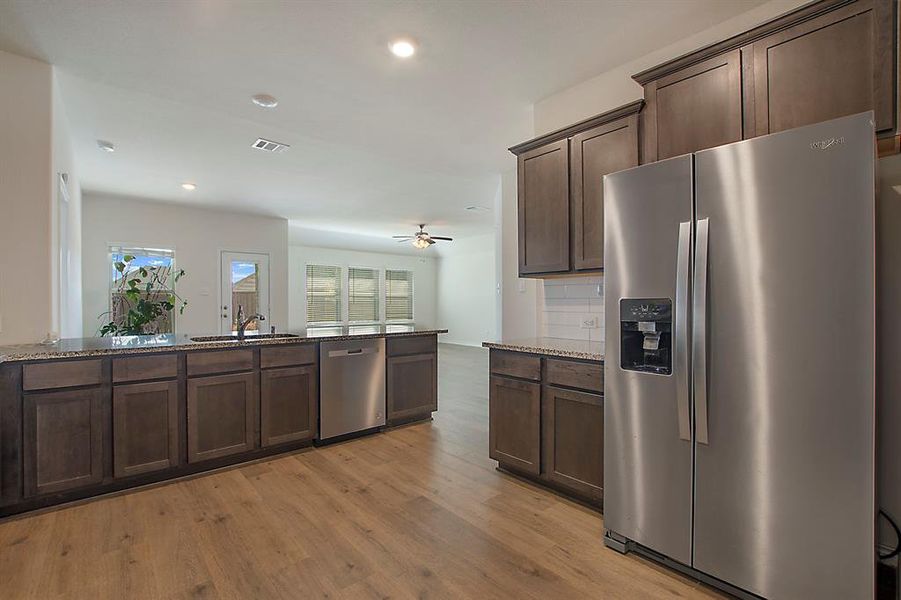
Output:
[328,347,379,358]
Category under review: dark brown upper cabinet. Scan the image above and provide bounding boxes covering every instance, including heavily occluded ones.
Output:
[516,139,570,275]
[510,100,643,278]
[571,115,639,270]
[748,0,895,136]
[634,0,898,161]
[638,50,743,162]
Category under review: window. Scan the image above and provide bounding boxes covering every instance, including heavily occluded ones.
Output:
[385,269,414,322]
[109,246,177,334]
[348,267,379,323]
[306,264,342,324]
[305,265,415,327]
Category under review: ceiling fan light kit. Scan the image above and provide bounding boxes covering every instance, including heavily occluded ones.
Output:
[392,224,453,249]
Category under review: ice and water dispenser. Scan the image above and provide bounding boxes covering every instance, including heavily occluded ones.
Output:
[619,298,672,375]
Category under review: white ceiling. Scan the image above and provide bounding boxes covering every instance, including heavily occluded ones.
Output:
[0,0,766,255]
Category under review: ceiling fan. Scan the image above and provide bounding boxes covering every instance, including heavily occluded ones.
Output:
[393,224,454,249]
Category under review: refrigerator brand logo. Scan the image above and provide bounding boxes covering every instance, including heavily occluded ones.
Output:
[810,136,845,151]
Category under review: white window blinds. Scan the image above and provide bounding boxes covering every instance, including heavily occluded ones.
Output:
[306,265,342,324]
[348,267,379,323]
[385,269,414,321]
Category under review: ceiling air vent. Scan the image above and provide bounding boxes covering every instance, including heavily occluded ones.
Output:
[251,138,290,153]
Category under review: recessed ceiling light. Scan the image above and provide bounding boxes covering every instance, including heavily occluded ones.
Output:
[251,94,278,109]
[390,39,416,58]
[181,182,197,191]
[97,140,115,153]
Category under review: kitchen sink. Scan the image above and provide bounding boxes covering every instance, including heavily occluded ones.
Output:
[189,333,300,342]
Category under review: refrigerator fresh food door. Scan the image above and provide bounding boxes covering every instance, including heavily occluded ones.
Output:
[692,112,875,599]
[603,155,694,565]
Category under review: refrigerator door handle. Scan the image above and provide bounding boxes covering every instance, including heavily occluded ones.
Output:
[675,221,691,441]
[693,217,710,445]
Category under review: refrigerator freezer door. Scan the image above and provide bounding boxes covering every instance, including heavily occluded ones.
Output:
[603,155,694,565]
[692,113,875,599]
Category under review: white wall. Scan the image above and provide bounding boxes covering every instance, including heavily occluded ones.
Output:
[82,194,289,335]
[499,168,538,340]
[288,244,437,331]
[52,69,83,338]
[0,50,53,345]
[437,233,498,347]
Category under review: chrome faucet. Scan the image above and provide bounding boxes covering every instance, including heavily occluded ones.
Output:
[235,305,265,340]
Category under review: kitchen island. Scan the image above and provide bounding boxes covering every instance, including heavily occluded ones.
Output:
[482,338,604,507]
[0,326,445,517]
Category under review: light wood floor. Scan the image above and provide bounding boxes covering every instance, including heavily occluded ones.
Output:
[0,344,723,599]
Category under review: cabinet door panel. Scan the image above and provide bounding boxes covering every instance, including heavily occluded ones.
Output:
[187,372,255,463]
[543,385,603,501]
[644,50,743,161]
[261,365,316,446]
[517,139,570,275]
[387,353,437,423]
[571,116,639,270]
[753,0,894,135]
[24,388,104,496]
[113,380,178,478]
[489,375,540,475]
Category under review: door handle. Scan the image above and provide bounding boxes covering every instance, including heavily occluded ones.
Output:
[693,217,710,445]
[675,221,691,441]
[328,347,377,358]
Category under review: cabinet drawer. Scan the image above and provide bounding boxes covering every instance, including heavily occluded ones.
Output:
[545,358,603,394]
[386,335,437,357]
[113,354,178,383]
[489,350,540,381]
[186,349,253,376]
[260,344,317,369]
[23,359,103,391]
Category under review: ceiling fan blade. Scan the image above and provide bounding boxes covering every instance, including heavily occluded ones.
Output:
[427,238,436,245]
[396,238,413,243]
[430,236,453,241]
[392,235,413,239]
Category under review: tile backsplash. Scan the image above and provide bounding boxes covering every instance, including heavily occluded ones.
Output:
[538,276,604,342]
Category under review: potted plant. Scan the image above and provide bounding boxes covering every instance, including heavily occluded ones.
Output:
[99,254,188,336]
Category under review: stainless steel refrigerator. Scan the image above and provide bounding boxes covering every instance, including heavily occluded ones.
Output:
[603,112,876,600]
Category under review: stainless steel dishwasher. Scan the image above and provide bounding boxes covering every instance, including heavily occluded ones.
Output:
[319,338,386,441]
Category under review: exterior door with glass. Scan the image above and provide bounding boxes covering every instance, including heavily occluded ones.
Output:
[220,252,270,334]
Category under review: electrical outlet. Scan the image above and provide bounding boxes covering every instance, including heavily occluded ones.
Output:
[581,317,598,329]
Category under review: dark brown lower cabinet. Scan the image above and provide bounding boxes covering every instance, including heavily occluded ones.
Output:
[543,385,603,502]
[489,375,541,476]
[387,353,437,423]
[260,365,317,447]
[23,388,104,496]
[187,372,255,463]
[113,380,179,478]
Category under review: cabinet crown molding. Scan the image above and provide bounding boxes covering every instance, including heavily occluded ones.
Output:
[632,0,859,85]
[509,100,644,156]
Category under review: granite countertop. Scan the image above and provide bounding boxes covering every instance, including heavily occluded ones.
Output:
[0,325,447,363]
[482,337,604,362]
